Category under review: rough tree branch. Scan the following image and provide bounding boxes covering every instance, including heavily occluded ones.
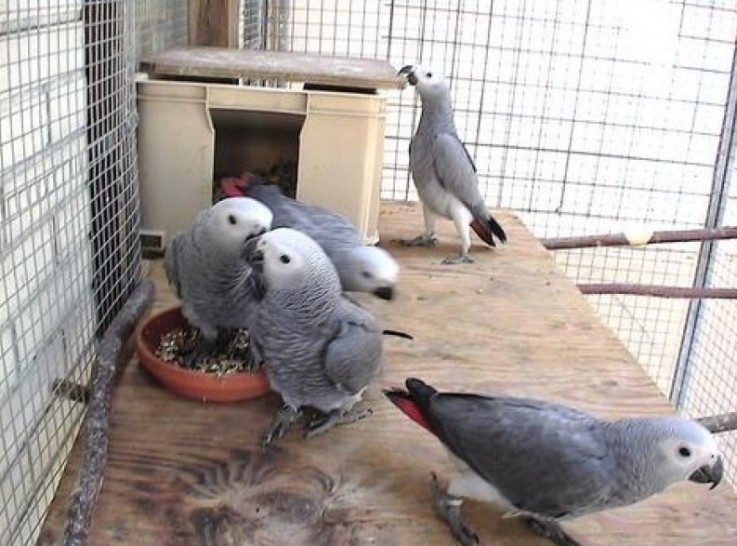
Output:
[62,279,155,546]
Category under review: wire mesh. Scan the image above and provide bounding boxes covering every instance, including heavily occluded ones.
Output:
[135,0,188,60]
[263,0,737,484]
[0,0,162,543]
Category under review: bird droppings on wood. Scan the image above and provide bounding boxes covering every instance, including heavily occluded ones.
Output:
[156,327,253,376]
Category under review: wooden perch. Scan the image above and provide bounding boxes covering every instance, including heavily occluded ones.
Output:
[578,284,737,299]
[542,226,737,250]
[62,279,155,546]
[697,412,737,434]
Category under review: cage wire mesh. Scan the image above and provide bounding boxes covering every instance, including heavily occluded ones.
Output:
[0,0,158,543]
[256,0,737,484]
[135,0,188,60]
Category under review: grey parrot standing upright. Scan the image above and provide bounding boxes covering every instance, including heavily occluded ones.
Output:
[231,174,400,300]
[244,227,384,447]
[385,378,723,546]
[397,64,507,264]
[164,197,273,366]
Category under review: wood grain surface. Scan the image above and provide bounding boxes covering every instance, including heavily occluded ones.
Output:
[38,202,737,546]
[140,47,407,90]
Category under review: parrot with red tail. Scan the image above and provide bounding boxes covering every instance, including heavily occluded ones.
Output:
[384,377,723,546]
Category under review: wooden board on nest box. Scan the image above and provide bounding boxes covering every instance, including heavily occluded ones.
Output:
[140,47,407,91]
[38,202,737,546]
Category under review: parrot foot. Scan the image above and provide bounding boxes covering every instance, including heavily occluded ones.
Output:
[261,405,301,450]
[394,235,438,248]
[430,473,481,546]
[527,518,582,546]
[181,334,217,369]
[304,407,374,439]
[441,254,474,265]
[243,345,264,372]
[182,329,233,369]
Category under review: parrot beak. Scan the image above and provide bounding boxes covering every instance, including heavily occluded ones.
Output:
[688,456,724,489]
[398,65,418,86]
[243,237,265,270]
[373,285,395,301]
[248,249,265,272]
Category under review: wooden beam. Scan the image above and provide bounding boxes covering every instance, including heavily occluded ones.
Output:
[188,0,240,48]
[578,284,737,299]
[697,412,737,434]
[541,226,737,251]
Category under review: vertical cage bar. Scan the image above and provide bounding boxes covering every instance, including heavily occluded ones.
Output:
[671,35,737,408]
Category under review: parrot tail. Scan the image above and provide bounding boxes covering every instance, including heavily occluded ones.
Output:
[470,213,507,247]
[220,177,247,198]
[383,377,437,434]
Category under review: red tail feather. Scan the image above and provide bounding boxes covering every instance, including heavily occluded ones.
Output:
[470,218,495,247]
[220,177,249,198]
[384,390,434,433]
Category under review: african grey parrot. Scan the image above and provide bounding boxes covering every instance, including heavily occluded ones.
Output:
[243,227,384,447]
[164,197,273,367]
[221,173,400,300]
[397,64,507,264]
[385,377,723,546]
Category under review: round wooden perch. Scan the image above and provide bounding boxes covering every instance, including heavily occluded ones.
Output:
[578,284,737,299]
[697,412,737,434]
[62,279,155,546]
[542,226,737,250]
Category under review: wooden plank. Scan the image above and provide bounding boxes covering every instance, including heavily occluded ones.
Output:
[188,0,239,48]
[140,47,408,90]
[37,203,737,546]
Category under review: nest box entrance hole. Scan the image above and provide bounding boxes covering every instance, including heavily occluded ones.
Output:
[211,109,306,200]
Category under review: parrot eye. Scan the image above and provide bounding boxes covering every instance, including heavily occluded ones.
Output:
[426,71,433,78]
[361,271,373,279]
[227,214,237,225]
[678,446,692,458]
[279,254,291,264]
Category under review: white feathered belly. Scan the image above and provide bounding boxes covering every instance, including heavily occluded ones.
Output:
[416,177,467,220]
[446,451,515,510]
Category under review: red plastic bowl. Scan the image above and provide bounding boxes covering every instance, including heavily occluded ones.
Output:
[135,306,271,403]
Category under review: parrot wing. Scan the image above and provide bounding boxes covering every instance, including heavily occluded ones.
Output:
[428,393,614,518]
[432,133,507,245]
[163,232,186,298]
[323,306,383,395]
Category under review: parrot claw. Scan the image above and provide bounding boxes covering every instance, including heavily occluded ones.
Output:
[261,406,301,450]
[441,254,474,265]
[430,473,481,546]
[394,235,438,248]
[243,346,264,372]
[181,334,217,369]
[304,407,374,439]
[527,518,583,546]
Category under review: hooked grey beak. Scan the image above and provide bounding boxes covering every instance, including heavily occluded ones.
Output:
[243,237,265,271]
[688,456,724,490]
[373,286,395,301]
[398,64,417,86]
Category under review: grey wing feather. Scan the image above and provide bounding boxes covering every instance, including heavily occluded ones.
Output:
[250,184,361,253]
[323,306,382,395]
[428,394,613,518]
[164,233,186,298]
[432,133,486,214]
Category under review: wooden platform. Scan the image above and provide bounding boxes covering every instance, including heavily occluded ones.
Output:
[140,47,406,90]
[39,202,737,546]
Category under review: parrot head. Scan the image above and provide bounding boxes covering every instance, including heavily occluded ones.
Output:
[398,64,449,98]
[202,197,273,258]
[644,418,723,491]
[343,246,400,300]
[244,227,340,292]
